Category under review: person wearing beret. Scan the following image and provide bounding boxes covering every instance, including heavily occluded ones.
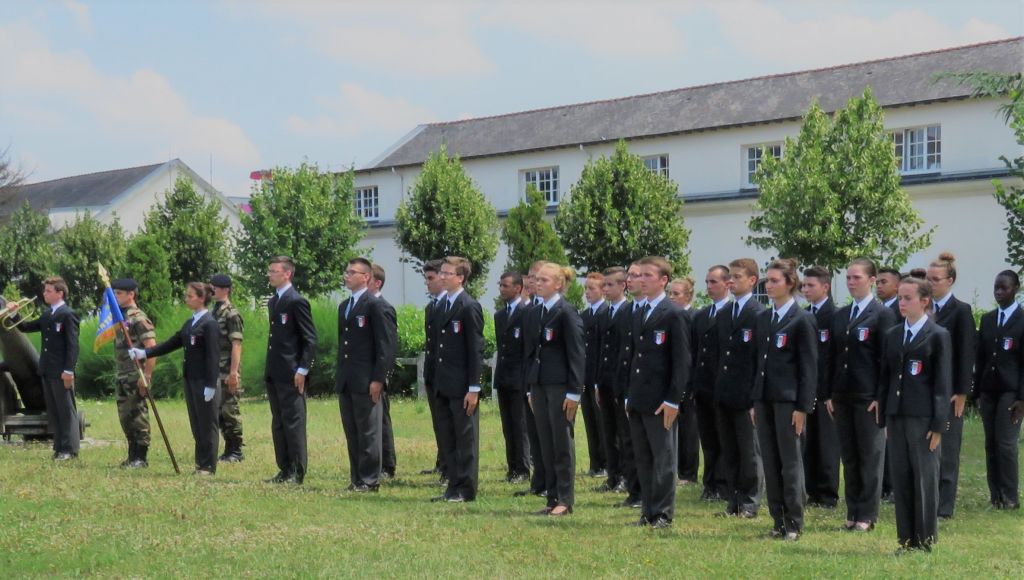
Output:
[209,273,246,463]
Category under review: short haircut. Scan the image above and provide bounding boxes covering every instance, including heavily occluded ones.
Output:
[637,256,673,279]
[848,257,877,278]
[349,257,372,272]
[269,256,295,273]
[998,269,1021,288]
[444,256,472,279]
[803,265,832,285]
[707,265,730,280]
[43,276,68,299]
[585,272,604,283]
[423,259,443,274]
[500,271,523,287]
[729,258,759,278]
[878,267,901,278]
[370,262,386,288]
[602,266,626,283]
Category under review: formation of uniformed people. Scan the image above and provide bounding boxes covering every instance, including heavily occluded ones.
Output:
[7,249,1022,554]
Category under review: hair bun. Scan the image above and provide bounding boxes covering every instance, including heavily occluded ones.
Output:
[938,251,956,263]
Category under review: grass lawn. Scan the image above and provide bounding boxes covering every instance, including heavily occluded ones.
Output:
[1,397,1021,578]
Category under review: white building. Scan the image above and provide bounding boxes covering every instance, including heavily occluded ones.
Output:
[0,158,242,232]
[356,38,1024,309]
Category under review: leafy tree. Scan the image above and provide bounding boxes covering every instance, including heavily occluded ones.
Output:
[0,202,54,299]
[502,184,567,273]
[54,211,127,311]
[941,72,1024,271]
[142,176,231,290]
[236,163,365,297]
[394,145,499,296]
[123,233,174,307]
[555,140,691,276]
[747,89,932,271]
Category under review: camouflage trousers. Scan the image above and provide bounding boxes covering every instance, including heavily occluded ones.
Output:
[116,378,151,447]
[219,378,244,448]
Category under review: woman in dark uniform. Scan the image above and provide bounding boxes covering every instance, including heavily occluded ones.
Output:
[877,276,951,553]
[752,258,817,541]
[131,282,221,475]
[974,270,1024,510]
[828,257,895,532]
[524,262,585,517]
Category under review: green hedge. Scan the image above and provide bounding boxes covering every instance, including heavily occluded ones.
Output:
[18,298,496,399]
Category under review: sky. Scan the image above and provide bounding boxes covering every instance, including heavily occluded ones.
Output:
[1,0,1022,198]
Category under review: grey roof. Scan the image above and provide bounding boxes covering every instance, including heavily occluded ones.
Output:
[0,161,165,217]
[365,37,1024,170]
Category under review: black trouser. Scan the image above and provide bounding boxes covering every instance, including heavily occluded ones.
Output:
[803,407,840,506]
[715,404,762,513]
[381,391,396,476]
[755,402,805,533]
[525,393,546,493]
[889,416,940,550]
[677,397,700,481]
[184,379,220,473]
[882,437,893,497]
[340,390,382,487]
[597,384,633,491]
[696,393,724,496]
[532,386,576,507]
[580,384,606,473]
[938,402,964,518]
[834,400,884,523]
[266,379,308,478]
[980,392,1021,507]
[42,375,79,456]
[496,385,530,477]
[630,409,677,521]
[435,392,479,500]
[424,384,448,477]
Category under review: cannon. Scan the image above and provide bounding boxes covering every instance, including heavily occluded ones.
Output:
[0,295,86,441]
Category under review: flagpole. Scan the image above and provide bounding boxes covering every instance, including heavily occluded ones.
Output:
[98,264,180,474]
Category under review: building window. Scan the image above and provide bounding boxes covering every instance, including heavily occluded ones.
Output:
[753,279,770,306]
[891,125,941,174]
[355,186,379,220]
[522,167,559,205]
[643,154,670,178]
[744,143,782,187]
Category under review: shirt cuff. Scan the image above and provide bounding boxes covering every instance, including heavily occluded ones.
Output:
[565,393,581,402]
[468,385,481,393]
[663,401,679,410]
[296,367,309,376]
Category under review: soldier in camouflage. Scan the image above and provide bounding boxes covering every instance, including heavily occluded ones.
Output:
[211,274,245,462]
[112,278,157,468]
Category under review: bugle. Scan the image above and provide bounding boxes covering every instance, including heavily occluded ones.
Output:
[0,296,38,331]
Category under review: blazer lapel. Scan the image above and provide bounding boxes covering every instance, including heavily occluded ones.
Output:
[642,300,669,331]
[438,292,463,329]
[848,300,874,330]
[774,306,796,331]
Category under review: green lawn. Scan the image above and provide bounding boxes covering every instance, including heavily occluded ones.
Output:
[1,398,1021,578]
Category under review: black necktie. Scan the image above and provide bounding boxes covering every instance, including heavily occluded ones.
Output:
[772,311,780,326]
[812,305,818,315]
[850,305,860,322]
[429,297,437,311]
[709,304,716,318]
[344,297,354,319]
[904,329,912,345]
[643,303,652,320]
[608,305,616,319]
[934,303,941,315]
[446,300,453,313]
[506,303,512,316]
[733,302,740,320]
[542,306,549,319]
[999,311,1006,327]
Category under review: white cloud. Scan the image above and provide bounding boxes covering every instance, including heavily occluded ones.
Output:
[709,1,1009,70]
[244,1,494,77]
[484,0,695,57]
[285,83,436,138]
[0,21,260,193]
[64,0,93,33]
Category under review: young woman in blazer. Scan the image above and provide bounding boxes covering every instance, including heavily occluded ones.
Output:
[828,257,896,532]
[131,283,221,475]
[926,252,977,519]
[524,262,585,517]
[877,276,951,553]
[974,270,1024,509]
[752,258,817,541]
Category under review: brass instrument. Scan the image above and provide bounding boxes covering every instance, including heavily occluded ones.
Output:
[0,296,38,331]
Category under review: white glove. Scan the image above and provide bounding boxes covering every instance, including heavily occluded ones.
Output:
[129,348,147,361]
[203,387,215,402]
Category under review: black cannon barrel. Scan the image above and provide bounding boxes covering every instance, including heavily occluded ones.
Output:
[0,296,46,412]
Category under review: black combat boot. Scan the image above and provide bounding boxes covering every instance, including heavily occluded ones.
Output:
[128,445,148,468]
[120,441,136,468]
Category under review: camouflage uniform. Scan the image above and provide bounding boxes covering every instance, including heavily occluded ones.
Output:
[114,306,156,449]
[213,300,245,454]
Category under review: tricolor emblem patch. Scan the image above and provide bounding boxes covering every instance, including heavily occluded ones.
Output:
[513,327,520,339]
[742,329,753,343]
[857,327,870,342]
[909,360,923,376]
[819,329,830,343]
[775,333,788,348]
[280,313,288,325]
[1004,337,1015,351]
[452,320,462,334]
[54,322,63,333]
[544,327,555,341]
[356,315,366,328]
[653,330,666,345]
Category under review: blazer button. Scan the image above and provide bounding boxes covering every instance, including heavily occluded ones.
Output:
[441,330,446,334]
[344,354,349,359]
[761,372,765,376]
[725,351,730,356]
[638,354,643,358]
[897,391,901,396]
[439,358,443,362]
[763,354,767,359]
[343,341,348,345]
[898,374,902,380]
[269,346,273,350]
[723,365,728,370]
[636,369,640,373]
[843,364,847,369]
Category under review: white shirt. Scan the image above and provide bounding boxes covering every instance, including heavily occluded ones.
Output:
[849,294,875,319]
[276,283,292,299]
[883,296,898,309]
[191,309,209,326]
[998,301,1019,325]
[904,315,928,343]
[772,298,796,321]
[588,298,606,315]
[51,300,66,314]
[608,297,628,318]
[811,297,830,312]
[446,288,464,310]
[933,293,953,311]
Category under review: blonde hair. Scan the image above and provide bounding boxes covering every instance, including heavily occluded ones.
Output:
[929,251,957,282]
[537,262,575,291]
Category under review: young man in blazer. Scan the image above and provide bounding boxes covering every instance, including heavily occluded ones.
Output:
[370,263,399,479]
[875,265,903,502]
[421,259,448,481]
[515,261,549,498]
[626,256,691,528]
[693,265,732,501]
[494,271,530,483]
[801,266,840,508]
[596,267,638,501]
[715,258,765,518]
[430,257,485,502]
[9,277,81,460]
[264,256,318,484]
[581,272,609,478]
[336,258,396,491]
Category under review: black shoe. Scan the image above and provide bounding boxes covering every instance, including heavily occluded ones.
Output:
[351,484,379,493]
[420,467,439,475]
[938,514,953,521]
[881,491,895,504]
[613,480,628,494]
[738,509,757,519]
[508,473,529,484]
[715,510,736,518]
[53,452,76,461]
[265,471,294,484]
[380,471,394,481]
[593,482,617,493]
[631,516,650,527]
[621,497,642,509]
[587,468,608,478]
[768,528,785,539]
[220,451,244,463]
[649,515,672,529]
